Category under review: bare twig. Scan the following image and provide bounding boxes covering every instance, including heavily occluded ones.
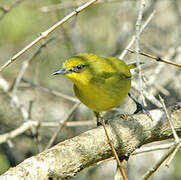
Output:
[28,100,34,120]
[119,10,155,59]
[0,75,42,150]
[2,88,29,121]
[146,47,179,89]
[11,38,54,92]
[27,100,43,152]
[10,38,55,105]
[22,77,79,102]
[0,0,98,72]
[4,36,52,145]
[0,120,95,145]
[45,102,80,150]
[114,160,128,180]
[0,121,40,145]
[135,0,146,106]
[141,144,177,180]
[41,120,95,127]
[142,97,181,179]
[132,142,174,155]
[128,49,181,68]
[142,75,170,96]
[99,114,128,180]
[166,143,181,168]
[159,95,179,143]
[131,81,162,108]
[159,95,181,168]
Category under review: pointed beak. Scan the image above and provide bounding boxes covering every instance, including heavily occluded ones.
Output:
[52,68,68,75]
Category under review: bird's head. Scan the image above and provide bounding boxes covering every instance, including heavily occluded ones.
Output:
[52,54,95,84]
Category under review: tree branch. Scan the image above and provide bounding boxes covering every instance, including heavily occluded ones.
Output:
[0,0,98,72]
[1,103,181,180]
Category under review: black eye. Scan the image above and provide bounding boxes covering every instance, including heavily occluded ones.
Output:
[72,64,86,73]
[77,64,85,69]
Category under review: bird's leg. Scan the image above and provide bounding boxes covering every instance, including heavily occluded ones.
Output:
[94,111,109,126]
[128,92,153,120]
[94,111,102,126]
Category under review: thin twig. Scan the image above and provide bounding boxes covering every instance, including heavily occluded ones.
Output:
[41,120,95,127]
[114,160,128,180]
[8,39,54,149]
[0,76,41,149]
[159,95,179,143]
[99,114,128,180]
[1,76,43,150]
[11,38,55,104]
[0,0,98,72]
[45,102,80,150]
[27,100,43,152]
[165,143,181,168]
[0,121,40,145]
[142,75,170,96]
[128,49,181,68]
[0,120,95,145]
[159,95,181,168]
[135,0,146,106]
[28,100,34,120]
[142,97,181,179]
[131,81,162,108]
[132,142,174,155]
[119,10,155,59]
[141,144,177,180]
[2,88,29,120]
[97,142,175,166]
[22,77,79,102]
[145,47,178,89]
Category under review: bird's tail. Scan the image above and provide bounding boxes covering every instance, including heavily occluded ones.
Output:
[127,62,144,69]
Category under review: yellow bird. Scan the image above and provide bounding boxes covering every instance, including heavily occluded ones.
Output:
[53,53,136,125]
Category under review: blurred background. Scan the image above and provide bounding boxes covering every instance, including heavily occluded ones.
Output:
[0,0,181,179]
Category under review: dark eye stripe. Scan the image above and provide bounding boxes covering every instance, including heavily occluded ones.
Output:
[67,69,74,73]
[67,64,86,73]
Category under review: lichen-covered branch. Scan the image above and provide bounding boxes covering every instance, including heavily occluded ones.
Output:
[1,103,181,180]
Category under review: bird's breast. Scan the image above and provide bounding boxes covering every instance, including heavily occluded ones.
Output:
[73,77,131,112]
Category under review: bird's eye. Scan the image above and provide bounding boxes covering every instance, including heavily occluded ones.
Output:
[77,64,85,69]
[72,64,86,73]
[73,64,86,72]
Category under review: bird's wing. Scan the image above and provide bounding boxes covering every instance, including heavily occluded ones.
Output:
[90,72,131,85]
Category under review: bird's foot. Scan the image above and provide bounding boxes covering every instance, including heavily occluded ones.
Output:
[128,93,153,121]
[94,112,108,126]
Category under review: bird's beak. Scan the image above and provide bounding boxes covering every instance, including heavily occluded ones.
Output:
[52,68,68,75]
